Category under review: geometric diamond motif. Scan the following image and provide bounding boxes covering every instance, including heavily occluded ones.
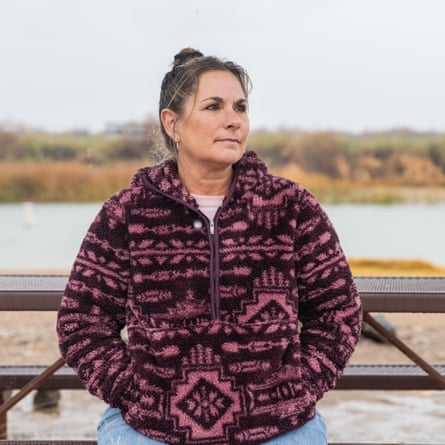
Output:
[176,378,233,430]
[247,300,289,323]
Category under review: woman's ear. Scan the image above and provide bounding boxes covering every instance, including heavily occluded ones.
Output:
[160,109,178,141]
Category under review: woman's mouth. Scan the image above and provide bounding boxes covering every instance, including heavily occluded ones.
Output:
[215,138,241,144]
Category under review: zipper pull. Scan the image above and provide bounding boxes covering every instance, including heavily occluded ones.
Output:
[209,220,215,235]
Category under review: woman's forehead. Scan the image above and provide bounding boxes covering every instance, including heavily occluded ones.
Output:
[195,70,247,99]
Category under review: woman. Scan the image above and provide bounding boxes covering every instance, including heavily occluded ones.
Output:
[57,48,362,445]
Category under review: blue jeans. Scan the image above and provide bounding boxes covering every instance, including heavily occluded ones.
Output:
[97,407,327,445]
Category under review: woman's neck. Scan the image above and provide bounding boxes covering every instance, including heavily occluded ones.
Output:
[177,157,233,195]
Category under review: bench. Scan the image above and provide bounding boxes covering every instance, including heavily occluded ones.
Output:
[1,274,445,444]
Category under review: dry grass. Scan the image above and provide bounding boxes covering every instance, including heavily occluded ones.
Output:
[272,165,445,204]
[1,159,445,203]
[0,160,145,202]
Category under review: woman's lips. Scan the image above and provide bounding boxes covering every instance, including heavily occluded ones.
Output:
[215,138,241,144]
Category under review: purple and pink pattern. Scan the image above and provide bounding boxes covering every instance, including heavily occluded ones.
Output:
[57,151,362,444]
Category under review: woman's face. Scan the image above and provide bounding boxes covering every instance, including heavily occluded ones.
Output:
[174,70,250,170]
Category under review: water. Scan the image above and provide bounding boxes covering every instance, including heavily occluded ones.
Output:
[0,203,101,270]
[324,203,445,266]
[0,202,444,270]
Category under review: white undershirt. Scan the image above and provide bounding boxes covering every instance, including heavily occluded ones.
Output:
[192,194,225,222]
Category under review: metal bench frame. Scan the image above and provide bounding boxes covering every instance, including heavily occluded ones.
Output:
[1,275,445,444]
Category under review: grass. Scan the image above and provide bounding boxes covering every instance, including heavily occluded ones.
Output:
[0,160,145,202]
[1,157,445,204]
[271,164,445,204]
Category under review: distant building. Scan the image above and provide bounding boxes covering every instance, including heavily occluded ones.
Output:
[104,121,145,140]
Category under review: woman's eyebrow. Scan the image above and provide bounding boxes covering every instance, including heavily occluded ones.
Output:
[200,96,247,104]
[200,96,224,104]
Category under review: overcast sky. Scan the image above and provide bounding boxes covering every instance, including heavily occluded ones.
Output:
[1,0,444,133]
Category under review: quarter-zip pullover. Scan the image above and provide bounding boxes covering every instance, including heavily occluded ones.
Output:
[57,150,362,445]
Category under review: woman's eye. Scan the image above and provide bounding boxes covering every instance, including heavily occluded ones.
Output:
[236,103,248,113]
[206,103,219,111]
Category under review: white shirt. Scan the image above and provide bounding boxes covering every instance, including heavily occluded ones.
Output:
[191,194,225,222]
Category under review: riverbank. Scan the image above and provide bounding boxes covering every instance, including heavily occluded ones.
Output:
[2,161,445,204]
[2,127,445,203]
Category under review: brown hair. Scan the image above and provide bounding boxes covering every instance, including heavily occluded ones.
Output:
[159,47,251,156]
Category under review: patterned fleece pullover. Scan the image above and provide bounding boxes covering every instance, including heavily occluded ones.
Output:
[57,150,362,445]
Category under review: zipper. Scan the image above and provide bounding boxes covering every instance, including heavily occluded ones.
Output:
[206,166,241,320]
[141,165,242,322]
[207,210,221,320]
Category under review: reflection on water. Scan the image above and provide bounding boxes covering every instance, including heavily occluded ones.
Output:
[324,203,445,266]
[0,202,101,270]
[23,201,38,227]
[0,202,444,270]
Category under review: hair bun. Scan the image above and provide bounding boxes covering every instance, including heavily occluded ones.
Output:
[173,47,204,67]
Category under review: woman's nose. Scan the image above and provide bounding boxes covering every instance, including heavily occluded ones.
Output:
[224,110,242,129]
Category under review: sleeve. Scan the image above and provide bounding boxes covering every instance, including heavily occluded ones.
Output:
[56,195,134,407]
[295,189,362,401]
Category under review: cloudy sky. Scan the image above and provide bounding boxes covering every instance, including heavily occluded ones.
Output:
[1,0,444,133]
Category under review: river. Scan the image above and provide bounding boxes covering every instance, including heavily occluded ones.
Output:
[0,202,444,270]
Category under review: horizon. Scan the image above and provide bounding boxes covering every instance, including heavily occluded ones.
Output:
[2,120,445,137]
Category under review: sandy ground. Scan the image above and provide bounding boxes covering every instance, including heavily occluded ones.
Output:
[1,312,444,443]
